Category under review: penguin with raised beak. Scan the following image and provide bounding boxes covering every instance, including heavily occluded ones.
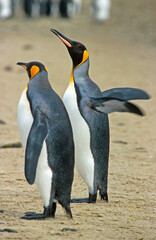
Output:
[50,29,150,203]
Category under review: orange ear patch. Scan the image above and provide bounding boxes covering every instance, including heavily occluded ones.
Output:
[77,50,89,68]
[30,65,40,79]
[82,50,89,63]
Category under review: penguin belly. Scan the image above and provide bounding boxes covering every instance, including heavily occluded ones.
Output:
[35,143,53,207]
[17,89,53,207]
[63,83,95,194]
[17,88,33,149]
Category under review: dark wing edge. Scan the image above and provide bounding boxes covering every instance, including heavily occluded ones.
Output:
[102,87,150,101]
[89,97,145,116]
[25,109,48,184]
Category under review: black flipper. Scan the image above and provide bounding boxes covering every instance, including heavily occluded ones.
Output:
[102,87,150,101]
[25,108,47,185]
[89,97,144,116]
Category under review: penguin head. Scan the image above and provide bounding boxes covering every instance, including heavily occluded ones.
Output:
[17,61,48,80]
[50,29,89,68]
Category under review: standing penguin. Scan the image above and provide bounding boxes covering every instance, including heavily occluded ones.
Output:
[17,61,74,219]
[92,0,111,22]
[50,29,150,203]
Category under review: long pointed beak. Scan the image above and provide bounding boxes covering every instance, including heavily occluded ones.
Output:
[50,29,72,48]
[17,62,27,70]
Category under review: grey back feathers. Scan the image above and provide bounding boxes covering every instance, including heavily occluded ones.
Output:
[18,63,74,219]
[26,70,74,186]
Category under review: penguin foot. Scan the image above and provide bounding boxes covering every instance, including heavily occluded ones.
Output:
[21,204,56,220]
[100,192,108,202]
[71,198,90,203]
[71,194,97,204]
[21,212,49,220]
[89,193,97,203]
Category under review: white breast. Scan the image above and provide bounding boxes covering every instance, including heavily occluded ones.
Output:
[17,88,52,207]
[17,88,33,149]
[63,83,95,194]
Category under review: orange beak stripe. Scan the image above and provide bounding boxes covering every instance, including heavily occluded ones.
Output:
[21,65,27,70]
[58,36,72,48]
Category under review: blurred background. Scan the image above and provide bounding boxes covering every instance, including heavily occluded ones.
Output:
[0,0,111,20]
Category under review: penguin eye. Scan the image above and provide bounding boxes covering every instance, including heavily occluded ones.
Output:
[77,45,83,50]
[77,44,86,53]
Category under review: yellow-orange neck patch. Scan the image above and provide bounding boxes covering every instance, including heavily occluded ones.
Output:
[70,68,74,84]
[30,65,40,80]
[69,50,89,84]
[25,84,28,90]
[45,66,48,72]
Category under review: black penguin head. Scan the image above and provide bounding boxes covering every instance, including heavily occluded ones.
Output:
[50,29,89,68]
[17,61,48,80]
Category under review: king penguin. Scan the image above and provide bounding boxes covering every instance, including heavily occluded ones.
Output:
[17,61,74,219]
[50,29,150,203]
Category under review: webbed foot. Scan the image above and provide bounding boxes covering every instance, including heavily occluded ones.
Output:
[71,198,90,203]
[100,192,108,202]
[21,203,56,220]
[89,193,97,203]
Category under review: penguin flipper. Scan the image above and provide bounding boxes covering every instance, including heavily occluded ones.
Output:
[25,109,47,185]
[102,88,150,101]
[89,97,145,116]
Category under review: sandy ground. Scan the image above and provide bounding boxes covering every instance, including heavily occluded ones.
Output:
[0,0,156,239]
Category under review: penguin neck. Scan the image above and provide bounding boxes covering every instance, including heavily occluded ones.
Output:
[25,84,28,91]
[70,59,90,85]
[28,71,50,89]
